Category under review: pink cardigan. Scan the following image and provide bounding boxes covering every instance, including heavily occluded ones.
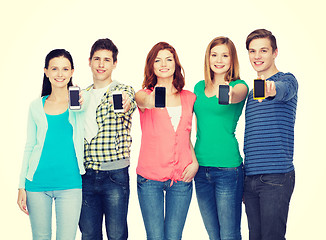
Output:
[136,89,196,183]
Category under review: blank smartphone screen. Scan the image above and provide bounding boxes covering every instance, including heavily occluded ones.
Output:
[219,85,229,105]
[69,90,80,106]
[155,87,166,108]
[113,94,123,110]
[254,79,265,98]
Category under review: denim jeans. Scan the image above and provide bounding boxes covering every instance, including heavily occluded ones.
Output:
[194,165,244,240]
[79,167,130,240]
[26,189,82,240]
[137,175,193,240]
[243,170,295,240]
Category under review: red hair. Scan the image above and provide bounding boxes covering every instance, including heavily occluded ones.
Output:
[142,42,185,92]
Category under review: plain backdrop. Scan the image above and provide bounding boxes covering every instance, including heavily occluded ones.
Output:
[1,0,325,239]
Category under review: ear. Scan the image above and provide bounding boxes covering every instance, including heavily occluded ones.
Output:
[44,68,48,77]
[113,60,118,69]
[273,48,278,59]
[89,58,91,67]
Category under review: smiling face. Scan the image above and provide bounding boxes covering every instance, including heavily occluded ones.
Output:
[89,49,117,88]
[153,49,175,81]
[209,44,231,79]
[44,56,74,89]
[248,38,278,77]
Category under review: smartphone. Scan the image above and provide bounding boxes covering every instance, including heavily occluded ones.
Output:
[253,79,265,100]
[155,87,166,108]
[112,91,124,113]
[218,85,230,105]
[69,86,81,110]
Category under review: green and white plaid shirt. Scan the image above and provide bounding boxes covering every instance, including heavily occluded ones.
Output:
[84,81,136,170]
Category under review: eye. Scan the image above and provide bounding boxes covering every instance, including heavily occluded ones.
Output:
[211,54,217,57]
[167,58,173,62]
[154,59,160,63]
[223,54,229,58]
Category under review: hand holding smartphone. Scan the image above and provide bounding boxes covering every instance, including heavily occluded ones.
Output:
[112,91,124,113]
[218,85,230,105]
[155,87,166,108]
[69,86,81,110]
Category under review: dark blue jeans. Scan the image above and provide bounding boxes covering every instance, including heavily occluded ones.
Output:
[243,170,295,240]
[137,175,193,240]
[194,165,244,240]
[79,167,130,240]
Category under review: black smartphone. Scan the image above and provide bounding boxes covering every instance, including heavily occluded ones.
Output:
[69,86,81,110]
[253,79,265,100]
[155,87,166,108]
[218,85,230,105]
[112,91,124,113]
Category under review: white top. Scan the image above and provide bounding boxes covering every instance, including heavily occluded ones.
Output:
[166,105,182,131]
[84,84,111,143]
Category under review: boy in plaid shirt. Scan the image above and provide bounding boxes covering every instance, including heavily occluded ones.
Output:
[79,38,136,240]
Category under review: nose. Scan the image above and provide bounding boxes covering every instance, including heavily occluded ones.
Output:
[254,52,261,59]
[161,60,167,67]
[58,69,63,76]
[99,59,104,67]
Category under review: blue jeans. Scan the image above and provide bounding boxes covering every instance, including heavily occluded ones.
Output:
[79,167,130,240]
[26,189,82,240]
[243,171,295,240]
[194,165,244,240]
[137,175,193,240]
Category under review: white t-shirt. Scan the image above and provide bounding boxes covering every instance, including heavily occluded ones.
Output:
[166,105,182,132]
[84,84,111,143]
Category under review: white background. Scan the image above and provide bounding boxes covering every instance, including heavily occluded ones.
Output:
[1,0,325,239]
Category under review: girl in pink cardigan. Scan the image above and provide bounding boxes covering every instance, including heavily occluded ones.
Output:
[135,42,198,239]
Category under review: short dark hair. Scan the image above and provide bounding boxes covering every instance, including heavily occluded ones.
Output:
[42,49,74,97]
[90,38,118,62]
[246,29,277,52]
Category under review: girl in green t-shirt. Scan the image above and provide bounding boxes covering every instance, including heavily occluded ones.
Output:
[193,37,248,240]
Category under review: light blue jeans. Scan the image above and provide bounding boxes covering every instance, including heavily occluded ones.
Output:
[137,175,193,240]
[194,165,244,240]
[26,189,82,240]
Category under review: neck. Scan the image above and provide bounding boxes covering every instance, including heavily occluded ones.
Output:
[48,87,68,101]
[258,65,279,79]
[210,74,226,87]
[93,78,113,89]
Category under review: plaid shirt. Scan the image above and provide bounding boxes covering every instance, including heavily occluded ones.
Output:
[84,81,136,170]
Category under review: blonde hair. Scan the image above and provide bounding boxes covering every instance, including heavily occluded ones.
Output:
[204,37,240,86]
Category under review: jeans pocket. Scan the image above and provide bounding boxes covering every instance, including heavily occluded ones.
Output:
[260,173,286,186]
[109,167,130,187]
[137,174,149,184]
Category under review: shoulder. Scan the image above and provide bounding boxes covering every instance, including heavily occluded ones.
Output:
[194,80,205,91]
[230,79,249,89]
[114,82,135,94]
[181,90,196,103]
[273,72,297,82]
[29,97,43,110]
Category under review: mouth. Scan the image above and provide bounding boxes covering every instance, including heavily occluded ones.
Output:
[55,78,65,82]
[96,69,106,73]
[159,68,170,72]
[214,64,225,69]
[254,61,264,66]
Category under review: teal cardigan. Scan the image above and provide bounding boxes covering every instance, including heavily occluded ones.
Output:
[18,96,86,189]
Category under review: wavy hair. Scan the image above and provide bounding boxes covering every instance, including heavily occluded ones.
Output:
[142,42,185,92]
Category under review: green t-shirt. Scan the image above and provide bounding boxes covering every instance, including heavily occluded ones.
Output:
[194,80,248,167]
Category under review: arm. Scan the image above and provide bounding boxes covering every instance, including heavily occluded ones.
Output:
[116,85,137,116]
[135,89,155,113]
[230,83,249,104]
[182,138,199,182]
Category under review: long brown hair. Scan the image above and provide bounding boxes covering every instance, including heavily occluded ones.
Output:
[143,42,185,92]
[204,37,240,86]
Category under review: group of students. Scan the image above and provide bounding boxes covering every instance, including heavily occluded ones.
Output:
[17,28,298,240]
